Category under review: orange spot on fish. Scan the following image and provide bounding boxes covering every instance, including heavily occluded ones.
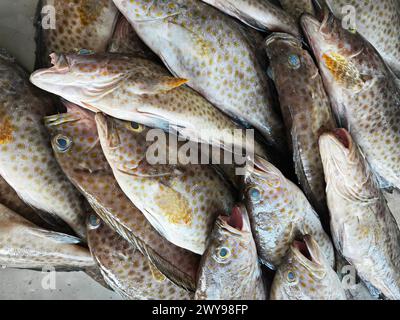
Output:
[0,114,14,145]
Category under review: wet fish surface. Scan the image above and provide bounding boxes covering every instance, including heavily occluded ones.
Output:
[87,214,193,300]
[0,52,87,238]
[45,102,200,290]
[270,235,346,300]
[319,129,400,300]
[279,0,315,20]
[195,205,266,300]
[301,12,400,190]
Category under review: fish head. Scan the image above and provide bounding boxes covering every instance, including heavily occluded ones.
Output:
[44,102,109,179]
[95,113,151,174]
[30,53,131,106]
[270,235,331,299]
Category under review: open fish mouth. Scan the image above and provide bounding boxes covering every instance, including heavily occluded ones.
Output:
[265,32,302,48]
[292,235,326,272]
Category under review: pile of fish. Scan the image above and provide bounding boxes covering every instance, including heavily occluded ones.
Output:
[0,0,399,300]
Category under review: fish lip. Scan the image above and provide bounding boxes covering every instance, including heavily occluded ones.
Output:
[217,205,251,236]
[292,235,324,270]
[319,129,353,153]
[95,113,121,149]
[30,53,71,86]
[265,32,302,48]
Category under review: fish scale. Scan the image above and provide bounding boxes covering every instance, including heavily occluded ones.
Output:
[44,102,200,291]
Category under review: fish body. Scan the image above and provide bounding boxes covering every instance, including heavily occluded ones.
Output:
[113,0,286,152]
[45,103,200,290]
[195,205,266,300]
[319,129,400,300]
[0,203,93,270]
[279,0,315,20]
[270,235,346,300]
[301,12,400,190]
[325,0,400,77]
[35,0,119,67]
[0,53,87,238]
[265,33,336,225]
[87,214,193,300]
[200,0,299,35]
[243,156,334,269]
[95,113,235,255]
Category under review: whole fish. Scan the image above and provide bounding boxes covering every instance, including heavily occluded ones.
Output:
[243,156,334,269]
[0,51,87,238]
[270,235,346,300]
[301,11,400,190]
[325,0,400,77]
[30,53,263,157]
[113,0,286,152]
[200,0,299,35]
[265,33,336,226]
[87,214,193,300]
[319,129,400,300]
[279,0,315,20]
[0,203,93,270]
[95,113,236,255]
[35,0,119,67]
[45,102,200,291]
[195,205,266,300]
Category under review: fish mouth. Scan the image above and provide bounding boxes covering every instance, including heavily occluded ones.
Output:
[292,235,325,270]
[44,113,80,128]
[265,32,302,48]
[95,113,121,149]
[319,129,353,154]
[244,155,282,186]
[218,205,251,236]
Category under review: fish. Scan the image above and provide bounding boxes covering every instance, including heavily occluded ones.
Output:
[87,213,193,300]
[112,0,286,152]
[35,0,119,67]
[0,203,93,270]
[0,51,87,239]
[270,235,346,300]
[301,11,400,190]
[195,205,266,300]
[30,53,264,157]
[319,129,400,300]
[200,0,300,35]
[243,156,334,269]
[325,0,400,77]
[95,113,236,255]
[44,102,200,291]
[279,0,315,20]
[265,32,336,227]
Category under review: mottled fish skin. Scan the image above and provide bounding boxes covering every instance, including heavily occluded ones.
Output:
[95,113,235,255]
[243,156,334,269]
[44,103,200,291]
[319,129,400,300]
[30,53,263,156]
[35,0,119,67]
[87,214,193,300]
[113,0,286,152]
[301,12,400,190]
[0,203,93,270]
[200,0,299,35]
[279,0,315,20]
[195,205,266,300]
[325,0,400,77]
[270,235,346,300]
[265,33,336,227]
[0,53,87,239]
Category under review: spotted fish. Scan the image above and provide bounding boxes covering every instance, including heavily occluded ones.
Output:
[35,0,119,67]
[0,203,93,270]
[243,156,334,269]
[44,102,200,290]
[113,0,286,152]
[279,0,315,20]
[200,0,299,35]
[87,214,193,300]
[270,235,346,300]
[325,0,400,77]
[265,33,336,227]
[301,11,400,190]
[95,113,235,255]
[195,205,266,300]
[0,52,87,238]
[319,129,400,300]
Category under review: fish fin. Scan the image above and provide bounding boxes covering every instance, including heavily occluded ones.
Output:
[27,228,82,244]
[126,75,188,95]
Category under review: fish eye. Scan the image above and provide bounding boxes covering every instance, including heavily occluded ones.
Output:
[88,214,101,229]
[348,27,357,34]
[247,187,261,202]
[54,135,72,153]
[125,121,145,133]
[288,54,301,69]
[286,270,297,283]
[217,247,231,260]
